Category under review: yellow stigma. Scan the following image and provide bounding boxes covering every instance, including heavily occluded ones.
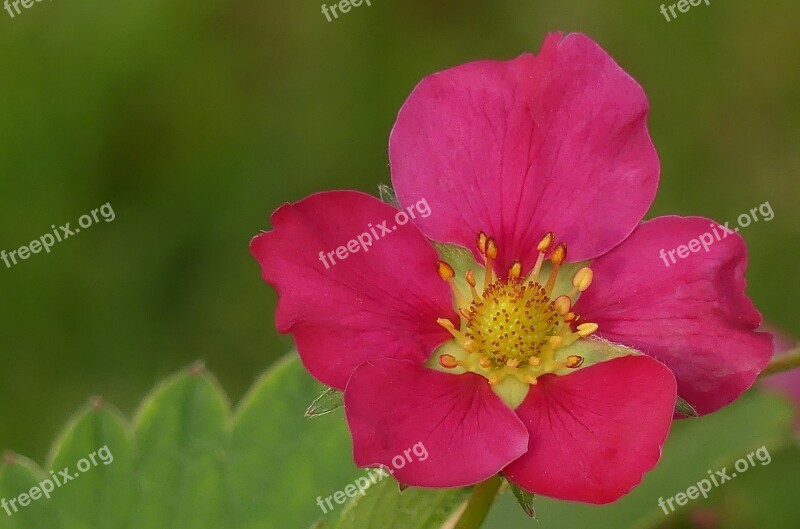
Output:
[465,281,559,367]
[435,233,598,390]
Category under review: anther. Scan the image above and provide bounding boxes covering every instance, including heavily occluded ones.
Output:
[509,260,522,281]
[565,355,584,368]
[553,295,572,316]
[550,243,567,266]
[526,232,555,284]
[465,269,477,287]
[477,232,488,255]
[437,318,466,340]
[545,243,567,295]
[572,267,594,292]
[439,354,459,369]
[437,261,455,280]
[483,237,498,289]
[438,261,470,308]
[465,270,480,301]
[568,266,594,299]
[486,238,498,260]
[576,322,599,337]
[524,375,539,385]
[537,232,555,253]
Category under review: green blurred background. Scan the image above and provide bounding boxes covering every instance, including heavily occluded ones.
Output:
[0,0,797,489]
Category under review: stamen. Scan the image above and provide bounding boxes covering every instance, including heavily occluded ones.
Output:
[483,237,498,290]
[553,295,572,316]
[477,232,488,256]
[576,322,598,337]
[509,260,522,281]
[572,267,594,291]
[568,267,594,299]
[524,375,538,385]
[537,232,555,252]
[526,232,554,283]
[439,354,459,369]
[436,261,455,280]
[437,318,466,340]
[565,355,584,368]
[437,260,469,308]
[544,243,567,295]
[465,270,480,301]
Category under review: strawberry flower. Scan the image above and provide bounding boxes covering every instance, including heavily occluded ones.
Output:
[251,32,772,504]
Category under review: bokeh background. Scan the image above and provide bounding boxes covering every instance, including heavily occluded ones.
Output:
[0,0,798,525]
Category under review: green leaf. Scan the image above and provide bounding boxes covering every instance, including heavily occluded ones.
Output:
[377,183,399,207]
[716,444,800,529]
[506,480,536,519]
[306,387,345,418]
[332,478,471,529]
[227,354,359,529]
[674,396,699,418]
[0,355,359,529]
[0,454,64,529]
[47,400,135,529]
[128,363,229,529]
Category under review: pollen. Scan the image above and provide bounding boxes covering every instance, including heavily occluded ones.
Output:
[435,232,599,387]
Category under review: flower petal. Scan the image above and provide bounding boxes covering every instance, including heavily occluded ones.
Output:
[344,359,529,487]
[503,356,676,504]
[389,32,659,272]
[574,215,773,415]
[250,191,457,389]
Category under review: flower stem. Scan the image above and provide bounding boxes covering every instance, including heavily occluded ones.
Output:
[453,475,503,529]
[759,346,800,379]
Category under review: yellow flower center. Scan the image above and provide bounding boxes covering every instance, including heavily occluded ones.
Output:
[466,281,558,367]
[434,232,598,392]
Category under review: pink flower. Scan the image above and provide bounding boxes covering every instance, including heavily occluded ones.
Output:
[251,32,771,504]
